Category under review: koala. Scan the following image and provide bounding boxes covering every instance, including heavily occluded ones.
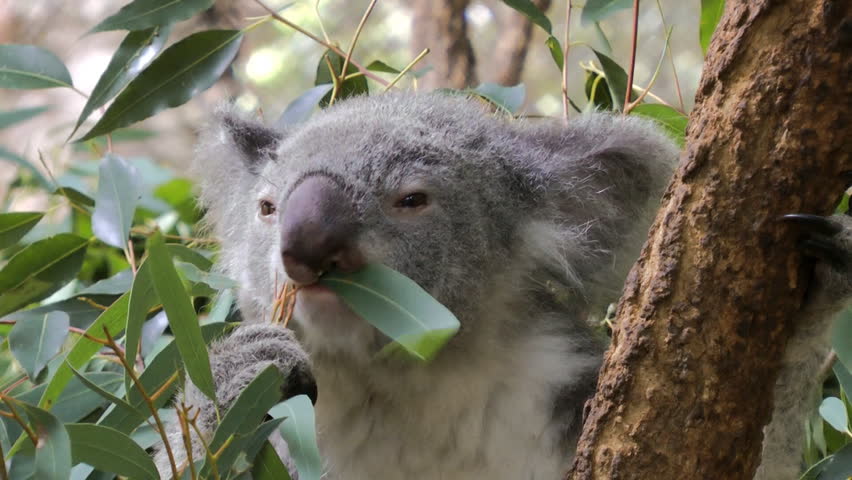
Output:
[153,91,851,479]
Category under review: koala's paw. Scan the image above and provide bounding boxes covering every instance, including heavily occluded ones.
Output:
[208,324,317,411]
[783,213,852,305]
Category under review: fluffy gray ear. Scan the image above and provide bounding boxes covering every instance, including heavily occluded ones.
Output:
[220,112,284,171]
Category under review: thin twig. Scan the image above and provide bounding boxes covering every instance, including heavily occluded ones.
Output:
[177,403,198,480]
[654,0,685,111]
[582,62,682,112]
[0,397,37,446]
[625,27,672,113]
[818,351,838,380]
[324,54,342,107]
[126,239,137,276]
[383,48,430,92]
[332,0,378,104]
[561,0,573,124]
[1,376,28,396]
[252,0,390,86]
[623,0,640,113]
[314,0,332,44]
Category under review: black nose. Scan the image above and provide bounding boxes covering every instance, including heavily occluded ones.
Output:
[280,362,318,405]
[280,176,363,284]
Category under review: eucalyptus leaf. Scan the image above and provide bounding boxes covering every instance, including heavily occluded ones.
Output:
[800,442,852,480]
[500,0,552,33]
[175,260,238,289]
[0,234,89,317]
[71,27,170,139]
[0,212,44,250]
[91,0,215,33]
[68,365,146,426]
[66,423,158,480]
[277,84,334,126]
[125,260,157,391]
[545,36,563,71]
[252,441,294,480]
[315,50,369,107]
[589,48,628,112]
[630,103,688,147]
[819,397,850,434]
[0,44,73,89]
[146,231,216,399]
[366,60,401,74]
[833,309,852,376]
[18,403,72,480]
[79,29,243,141]
[269,395,322,480]
[92,154,141,249]
[78,269,133,296]
[0,146,51,189]
[700,0,725,55]
[0,105,49,130]
[581,0,632,25]
[8,311,70,381]
[471,83,526,114]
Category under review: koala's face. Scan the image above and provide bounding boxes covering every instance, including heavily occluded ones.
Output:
[200,94,530,359]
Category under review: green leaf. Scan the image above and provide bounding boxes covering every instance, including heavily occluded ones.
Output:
[70,27,170,139]
[125,260,157,392]
[314,50,369,107]
[92,155,140,249]
[630,103,688,147]
[199,365,284,477]
[545,36,563,71]
[365,60,401,74]
[0,44,73,90]
[11,372,123,425]
[91,0,215,33]
[471,83,526,114]
[18,403,72,480]
[68,365,146,426]
[175,261,238,290]
[0,212,44,250]
[66,423,158,479]
[269,395,322,480]
[500,0,552,33]
[165,244,214,271]
[593,22,613,55]
[0,146,51,189]
[589,48,628,112]
[820,397,850,434]
[0,105,49,130]
[78,269,133,295]
[9,311,70,381]
[0,234,89,317]
[700,0,725,55]
[834,309,852,376]
[78,29,243,141]
[581,0,632,25]
[146,231,215,399]
[800,442,852,480]
[319,264,460,361]
[54,186,95,208]
[835,361,852,402]
[277,84,334,126]
[252,441,293,480]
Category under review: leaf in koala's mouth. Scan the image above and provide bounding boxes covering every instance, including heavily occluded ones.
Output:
[318,264,460,362]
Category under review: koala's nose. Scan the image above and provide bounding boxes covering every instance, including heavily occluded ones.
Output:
[280,176,363,285]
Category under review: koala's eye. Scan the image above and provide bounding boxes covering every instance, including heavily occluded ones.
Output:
[395,192,428,209]
[259,200,277,216]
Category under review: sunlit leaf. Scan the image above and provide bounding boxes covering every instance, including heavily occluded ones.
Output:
[500,0,552,33]
[0,234,89,317]
[590,48,628,111]
[0,212,44,250]
[471,83,526,114]
[269,395,322,480]
[315,50,369,107]
[66,423,158,479]
[9,311,69,381]
[277,84,334,126]
[78,29,243,141]
[146,231,215,399]
[0,44,73,89]
[630,103,688,147]
[90,0,215,33]
[319,264,460,362]
[70,27,170,139]
[820,397,850,434]
[581,0,632,24]
[0,106,49,130]
[700,0,725,55]
[545,36,563,71]
[18,403,71,480]
[92,154,140,249]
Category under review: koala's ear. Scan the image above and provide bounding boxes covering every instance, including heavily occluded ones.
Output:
[219,112,284,172]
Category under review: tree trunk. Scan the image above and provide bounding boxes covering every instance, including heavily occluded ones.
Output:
[491,0,552,86]
[411,0,478,89]
[570,1,852,479]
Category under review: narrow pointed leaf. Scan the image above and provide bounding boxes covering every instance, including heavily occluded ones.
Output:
[9,311,70,380]
[66,423,158,479]
[68,365,146,426]
[78,269,133,295]
[800,443,852,480]
[175,261,238,289]
[832,309,852,374]
[630,103,688,147]
[125,260,157,392]
[315,50,369,107]
[91,0,215,33]
[18,403,71,480]
[269,395,322,480]
[146,231,215,399]
[252,441,293,480]
[199,365,283,477]
[0,147,51,189]
[700,0,725,55]
[0,234,89,317]
[92,155,140,248]
[365,60,401,74]
[581,0,632,24]
[590,48,628,112]
[71,27,170,139]
[500,0,552,33]
[276,84,334,126]
[0,212,44,250]
[0,106,49,130]
[319,264,460,362]
[545,36,563,71]
[78,29,243,141]
[471,83,526,114]
[593,22,613,55]
[0,44,72,89]
[820,397,850,434]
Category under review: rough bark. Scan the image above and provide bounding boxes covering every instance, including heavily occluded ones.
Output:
[411,0,478,89]
[570,1,852,479]
[491,0,552,86]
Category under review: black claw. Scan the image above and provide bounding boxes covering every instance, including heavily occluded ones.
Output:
[801,237,847,267]
[781,214,843,236]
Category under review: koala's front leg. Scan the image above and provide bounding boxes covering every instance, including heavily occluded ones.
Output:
[153,323,316,479]
[756,213,852,480]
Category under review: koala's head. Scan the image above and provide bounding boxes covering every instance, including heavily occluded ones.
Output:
[194,93,550,359]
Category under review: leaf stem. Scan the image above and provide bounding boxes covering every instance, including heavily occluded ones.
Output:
[562,0,573,124]
[623,0,640,113]
[383,48,430,92]
[654,0,685,112]
[0,397,37,446]
[332,0,378,104]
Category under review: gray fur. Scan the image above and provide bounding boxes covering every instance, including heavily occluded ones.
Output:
[154,91,846,479]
